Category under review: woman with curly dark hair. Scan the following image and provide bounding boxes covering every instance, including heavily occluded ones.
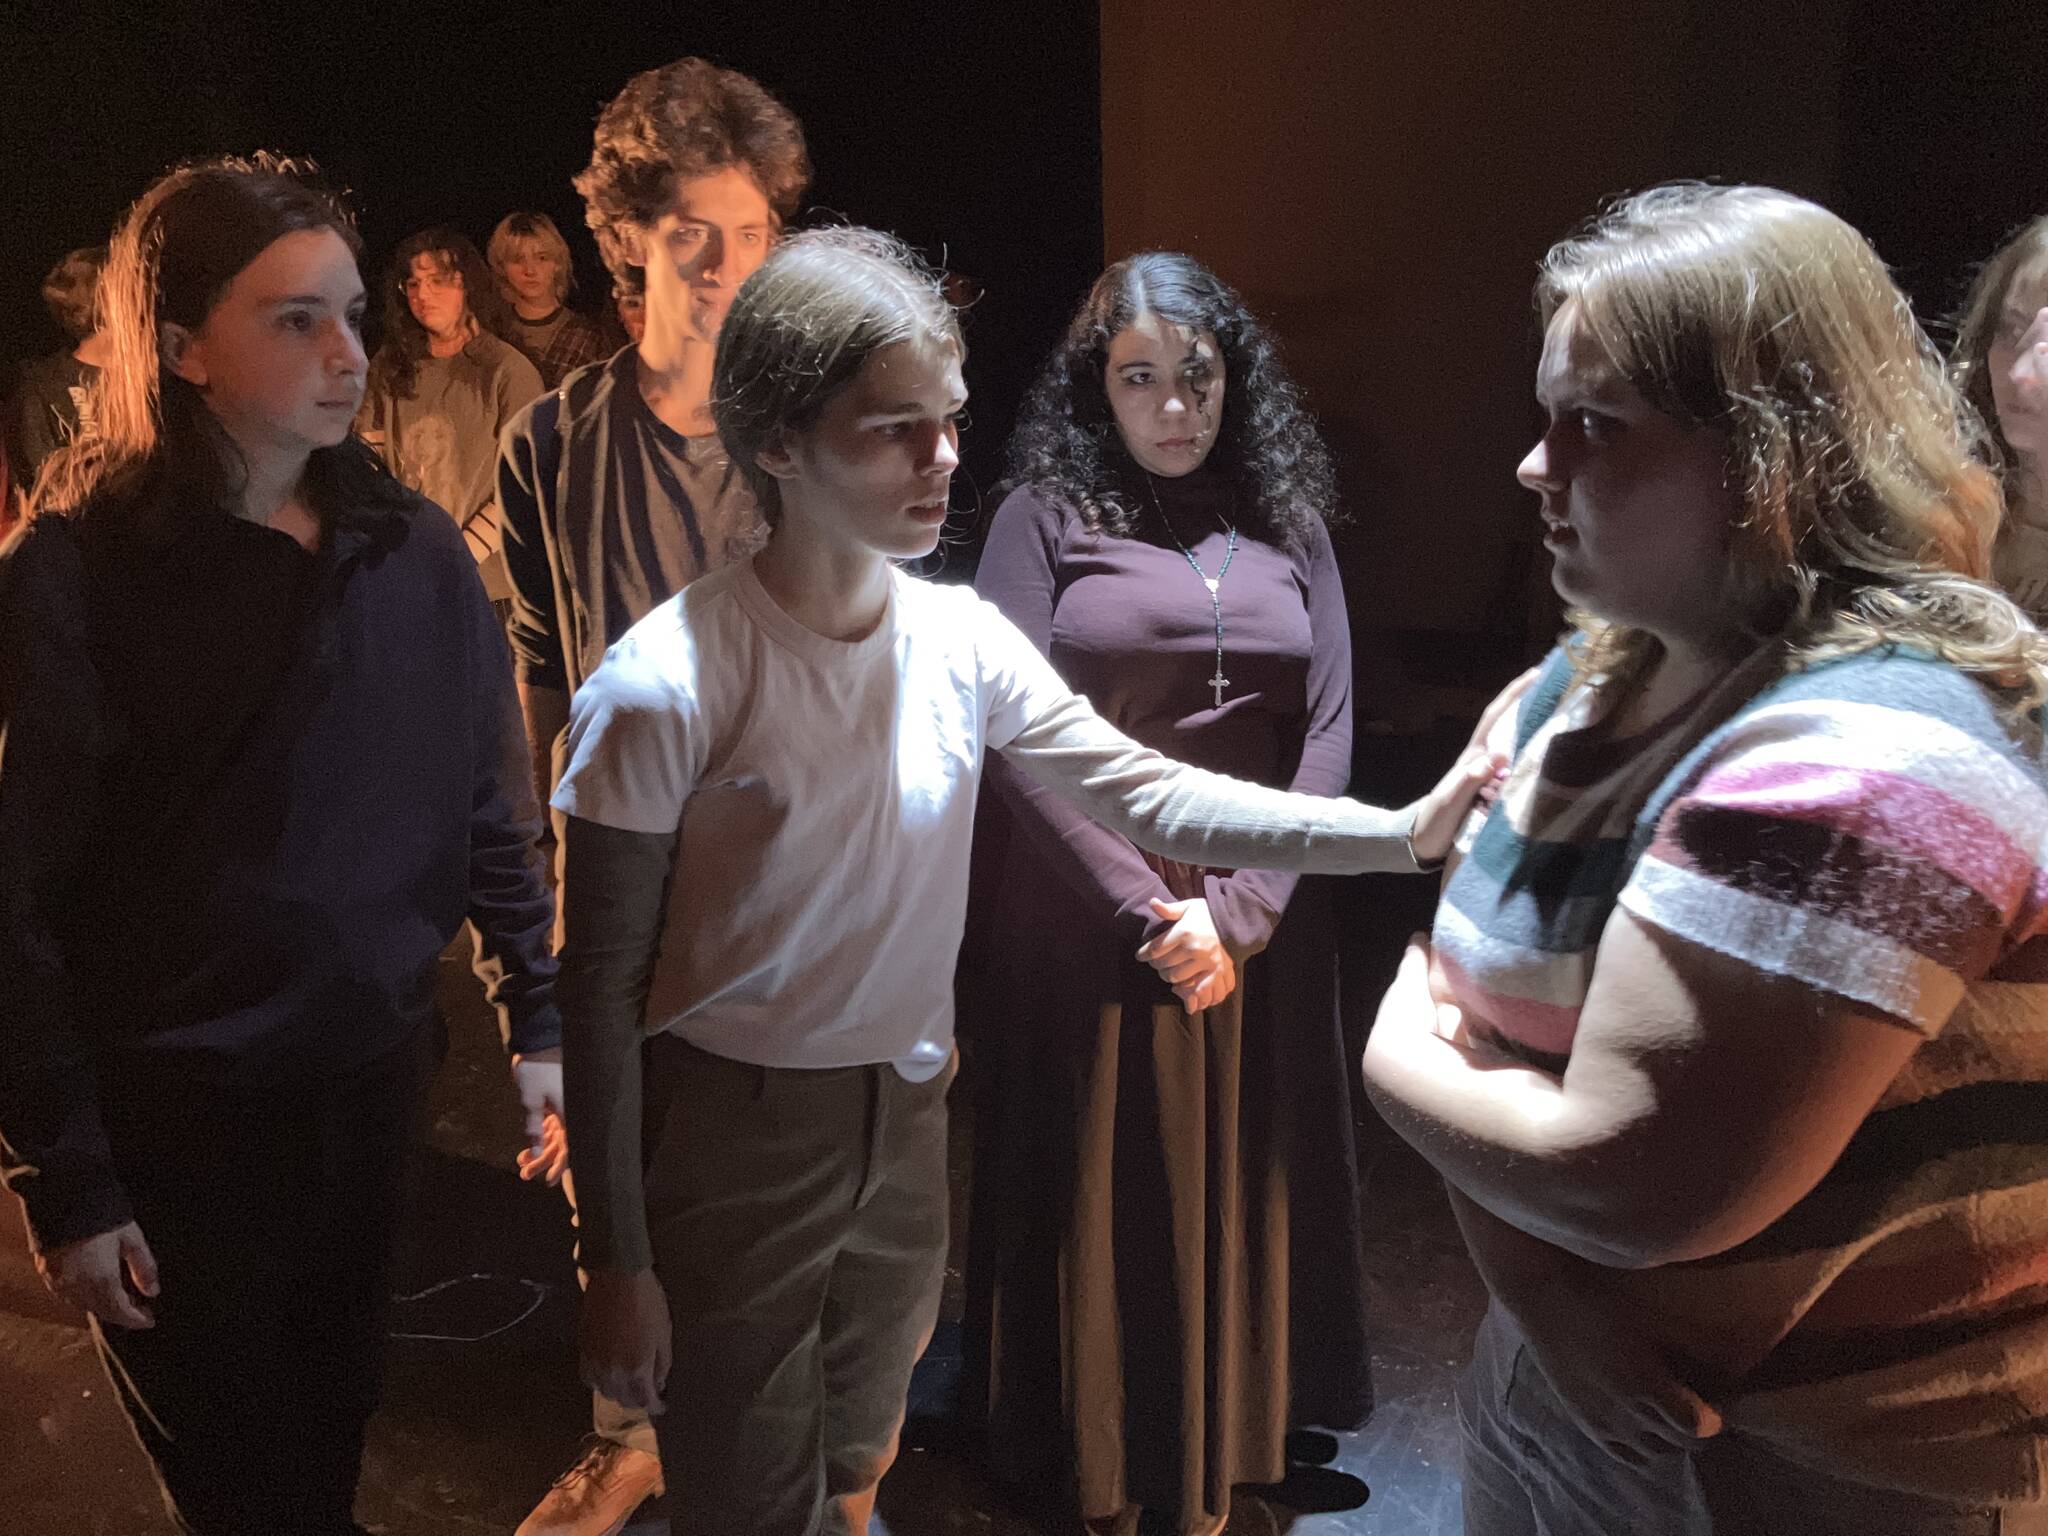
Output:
[359,227,541,601]
[963,252,1384,1535]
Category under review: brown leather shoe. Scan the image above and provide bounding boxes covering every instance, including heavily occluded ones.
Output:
[515,1439,664,1536]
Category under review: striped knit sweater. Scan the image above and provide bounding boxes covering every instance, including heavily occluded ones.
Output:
[1437,642,2048,1501]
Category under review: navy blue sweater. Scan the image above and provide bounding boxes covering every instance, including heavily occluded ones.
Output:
[0,495,559,1248]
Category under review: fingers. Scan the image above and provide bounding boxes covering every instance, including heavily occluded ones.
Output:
[121,1229,161,1301]
[517,1142,569,1186]
[1148,898,1186,922]
[83,1270,155,1330]
[1172,958,1238,1012]
[1152,954,1211,985]
[1136,929,1195,963]
[519,1113,570,1184]
[1652,1380,1724,1442]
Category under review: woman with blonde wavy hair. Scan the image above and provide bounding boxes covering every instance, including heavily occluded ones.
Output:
[1362,183,2048,1533]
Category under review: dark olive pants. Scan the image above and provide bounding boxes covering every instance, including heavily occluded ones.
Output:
[642,1035,953,1536]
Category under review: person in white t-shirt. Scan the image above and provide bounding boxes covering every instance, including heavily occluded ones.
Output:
[549,226,1504,1536]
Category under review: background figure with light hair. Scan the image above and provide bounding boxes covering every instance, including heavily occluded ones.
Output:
[9,245,111,497]
[490,211,610,390]
[497,55,811,1536]
[1360,183,2048,1533]
[1954,213,2048,619]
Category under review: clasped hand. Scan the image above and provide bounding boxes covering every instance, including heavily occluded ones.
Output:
[1137,896,1236,1012]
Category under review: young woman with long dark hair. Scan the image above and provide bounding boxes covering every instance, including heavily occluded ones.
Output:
[0,154,561,1535]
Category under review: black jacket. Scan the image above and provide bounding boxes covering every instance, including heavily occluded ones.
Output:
[0,496,558,1248]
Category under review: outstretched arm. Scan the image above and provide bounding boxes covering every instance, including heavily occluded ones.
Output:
[991,659,1501,877]
[973,488,1177,948]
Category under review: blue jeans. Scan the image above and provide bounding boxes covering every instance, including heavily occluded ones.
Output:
[1459,1302,2048,1536]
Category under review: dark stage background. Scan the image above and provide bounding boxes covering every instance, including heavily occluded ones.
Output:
[0,0,1105,536]
[2,0,2044,708]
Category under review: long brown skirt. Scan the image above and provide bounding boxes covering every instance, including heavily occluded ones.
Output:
[962,873,1370,1532]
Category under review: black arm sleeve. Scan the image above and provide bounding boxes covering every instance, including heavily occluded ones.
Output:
[559,813,677,1273]
[0,520,133,1249]
[498,393,568,691]
[462,557,562,1054]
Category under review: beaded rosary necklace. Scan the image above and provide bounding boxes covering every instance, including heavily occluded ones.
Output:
[1148,477,1239,708]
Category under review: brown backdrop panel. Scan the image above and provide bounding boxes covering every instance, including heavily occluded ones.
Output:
[1099,0,1855,708]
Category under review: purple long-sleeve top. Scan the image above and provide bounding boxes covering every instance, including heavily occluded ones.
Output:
[974,474,1352,955]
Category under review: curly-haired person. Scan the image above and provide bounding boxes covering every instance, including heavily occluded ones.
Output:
[497,57,811,1536]
[358,227,542,601]
[963,251,1381,1536]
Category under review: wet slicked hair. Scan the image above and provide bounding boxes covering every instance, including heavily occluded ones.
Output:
[711,227,961,530]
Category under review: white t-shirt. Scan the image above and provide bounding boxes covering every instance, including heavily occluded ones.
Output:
[553,559,1418,1078]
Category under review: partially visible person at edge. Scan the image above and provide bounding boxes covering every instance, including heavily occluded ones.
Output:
[0,153,562,1536]
[1362,183,2048,1535]
[358,226,542,602]
[9,246,112,497]
[495,56,808,1536]
[489,211,611,390]
[1955,213,2048,620]
[608,274,647,350]
[550,224,1503,1536]
[962,251,1377,1536]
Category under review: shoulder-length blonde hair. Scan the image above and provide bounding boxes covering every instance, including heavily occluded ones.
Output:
[1540,183,2044,706]
[488,211,575,306]
[711,226,961,530]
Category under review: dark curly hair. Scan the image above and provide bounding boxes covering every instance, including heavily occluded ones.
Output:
[574,57,811,287]
[368,227,509,399]
[1005,251,1338,546]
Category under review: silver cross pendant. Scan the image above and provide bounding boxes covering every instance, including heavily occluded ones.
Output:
[1209,671,1229,707]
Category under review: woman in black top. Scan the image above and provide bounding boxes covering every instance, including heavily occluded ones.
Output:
[0,154,563,1536]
